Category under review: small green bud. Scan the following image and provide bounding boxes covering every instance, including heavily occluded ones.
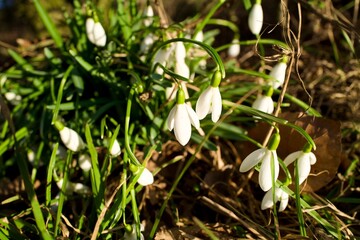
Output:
[265,87,273,97]
[176,87,185,104]
[54,121,64,131]
[268,133,280,150]
[302,142,312,153]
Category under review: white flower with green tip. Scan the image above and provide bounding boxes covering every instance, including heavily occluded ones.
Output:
[86,17,106,47]
[269,61,287,89]
[261,187,289,211]
[137,167,154,186]
[248,2,263,35]
[252,95,274,115]
[55,121,85,152]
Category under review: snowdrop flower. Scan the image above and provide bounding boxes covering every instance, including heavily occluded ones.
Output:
[109,139,121,157]
[143,5,154,27]
[140,33,155,54]
[252,95,274,115]
[86,17,106,47]
[228,39,240,57]
[284,144,317,185]
[137,167,154,186]
[175,41,187,62]
[153,46,173,75]
[54,121,85,152]
[239,133,280,191]
[56,179,91,195]
[248,2,263,35]
[175,60,190,79]
[196,70,222,122]
[261,187,289,212]
[269,60,287,89]
[5,92,22,105]
[194,30,204,42]
[167,88,200,145]
[124,223,145,240]
[78,153,92,172]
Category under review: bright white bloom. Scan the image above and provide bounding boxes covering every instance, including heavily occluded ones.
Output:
[252,95,274,115]
[194,30,204,42]
[196,86,222,122]
[86,18,106,47]
[284,151,317,185]
[124,224,145,240]
[228,39,240,57]
[175,41,187,62]
[59,126,85,152]
[4,92,21,105]
[143,5,154,27]
[167,103,200,146]
[248,3,263,35]
[153,47,173,75]
[140,33,155,53]
[78,153,92,172]
[109,139,121,157]
[269,62,287,89]
[261,187,289,212]
[175,60,190,79]
[137,167,154,186]
[56,179,91,195]
[240,148,279,191]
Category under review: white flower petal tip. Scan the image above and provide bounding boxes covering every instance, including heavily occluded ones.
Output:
[248,3,263,35]
[143,5,154,27]
[175,42,187,62]
[109,139,121,157]
[137,168,154,186]
[168,103,199,146]
[124,224,145,240]
[5,92,22,105]
[261,187,289,212]
[284,151,317,185]
[269,62,287,89]
[56,180,91,195]
[78,154,92,172]
[59,127,85,152]
[259,150,279,192]
[195,86,222,122]
[228,39,240,57]
[239,148,266,172]
[140,33,155,53]
[86,18,106,47]
[252,95,274,115]
[175,60,190,79]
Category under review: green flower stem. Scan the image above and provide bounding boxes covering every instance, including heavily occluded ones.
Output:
[130,188,141,237]
[152,38,226,79]
[193,0,226,40]
[271,153,280,239]
[207,18,240,39]
[295,161,307,237]
[222,100,316,150]
[278,158,292,186]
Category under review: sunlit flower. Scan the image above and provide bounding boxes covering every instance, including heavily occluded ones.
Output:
[56,179,91,195]
[86,18,106,47]
[269,61,287,89]
[4,92,21,105]
[194,30,204,42]
[55,122,85,152]
[284,150,317,185]
[137,167,154,186]
[167,89,200,145]
[124,223,145,240]
[78,153,92,172]
[228,39,240,57]
[153,47,173,75]
[196,86,222,122]
[109,139,121,157]
[248,3,263,35]
[252,95,274,115]
[240,147,279,191]
[140,33,155,54]
[261,187,289,212]
[143,5,154,27]
[175,60,190,79]
[175,41,187,62]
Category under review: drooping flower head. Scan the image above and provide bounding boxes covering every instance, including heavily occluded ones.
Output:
[239,133,280,191]
[261,187,289,212]
[78,153,92,172]
[143,5,154,27]
[109,139,121,157]
[284,143,317,185]
[228,39,240,58]
[55,121,85,152]
[252,94,274,115]
[124,223,145,240]
[86,16,106,47]
[269,58,288,89]
[167,87,200,145]
[196,70,222,122]
[248,2,263,36]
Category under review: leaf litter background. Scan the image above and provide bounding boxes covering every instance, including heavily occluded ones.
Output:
[0,0,360,239]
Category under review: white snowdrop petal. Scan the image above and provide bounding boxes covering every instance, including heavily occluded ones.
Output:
[93,22,106,46]
[211,87,222,122]
[248,3,263,35]
[308,152,317,165]
[252,96,274,114]
[175,60,190,78]
[86,18,95,43]
[72,182,91,194]
[270,62,287,89]
[78,154,92,172]
[137,168,154,186]
[174,104,191,146]
[261,189,274,210]
[167,105,177,131]
[228,39,240,57]
[240,148,266,172]
[259,150,277,191]
[60,127,85,152]
[194,30,204,42]
[283,151,303,166]
[298,155,311,185]
[110,139,121,157]
[196,86,213,120]
[124,224,145,240]
[279,191,289,212]
[185,104,200,129]
[143,5,154,27]
[175,42,186,61]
